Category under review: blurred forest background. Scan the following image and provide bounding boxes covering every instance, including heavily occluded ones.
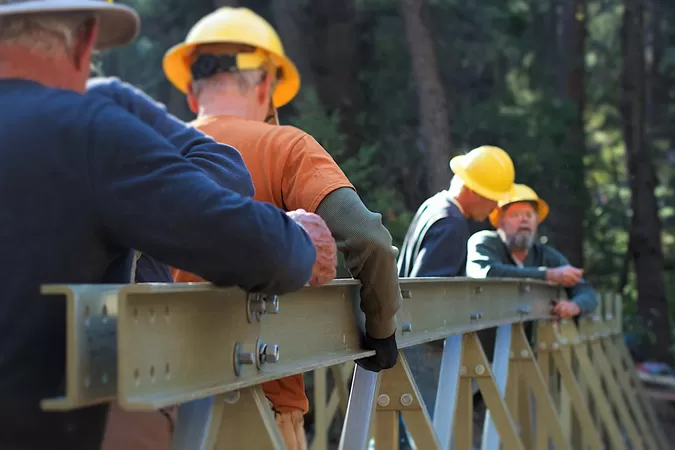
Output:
[99,0,674,363]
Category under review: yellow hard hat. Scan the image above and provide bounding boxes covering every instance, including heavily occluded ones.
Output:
[162,7,300,108]
[488,183,549,228]
[449,146,515,201]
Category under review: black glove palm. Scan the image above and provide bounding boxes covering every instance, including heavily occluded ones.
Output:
[356,331,398,372]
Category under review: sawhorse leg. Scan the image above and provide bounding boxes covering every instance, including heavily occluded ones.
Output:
[172,386,286,450]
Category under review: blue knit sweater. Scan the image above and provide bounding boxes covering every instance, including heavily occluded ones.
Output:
[0,77,315,449]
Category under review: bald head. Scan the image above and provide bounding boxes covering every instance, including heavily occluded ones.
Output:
[186,45,277,121]
[448,175,499,221]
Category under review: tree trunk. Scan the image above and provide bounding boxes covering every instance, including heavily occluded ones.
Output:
[270,0,315,96]
[644,0,663,130]
[544,0,587,267]
[398,0,453,195]
[307,0,364,162]
[621,0,672,363]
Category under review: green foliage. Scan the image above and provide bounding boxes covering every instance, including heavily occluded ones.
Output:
[288,88,414,247]
[103,0,675,351]
[288,89,345,156]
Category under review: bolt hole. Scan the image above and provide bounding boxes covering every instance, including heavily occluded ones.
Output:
[165,363,170,375]
[133,307,138,319]
[150,366,155,378]
[83,305,90,319]
[102,304,108,317]
[133,368,140,380]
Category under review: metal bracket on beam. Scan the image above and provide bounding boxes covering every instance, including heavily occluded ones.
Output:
[40,284,123,411]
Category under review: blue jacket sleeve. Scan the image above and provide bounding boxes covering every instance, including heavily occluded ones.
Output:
[543,247,599,316]
[85,77,254,198]
[409,218,467,277]
[87,102,315,295]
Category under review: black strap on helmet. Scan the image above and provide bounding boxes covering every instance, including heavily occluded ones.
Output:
[190,53,283,83]
[190,54,239,81]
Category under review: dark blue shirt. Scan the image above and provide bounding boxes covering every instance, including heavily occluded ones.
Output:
[135,253,174,282]
[397,190,469,277]
[87,77,248,286]
[86,77,255,198]
[0,78,315,449]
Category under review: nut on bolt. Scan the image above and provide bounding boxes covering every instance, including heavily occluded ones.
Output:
[264,295,279,314]
[259,342,280,364]
[247,293,279,322]
[401,323,412,333]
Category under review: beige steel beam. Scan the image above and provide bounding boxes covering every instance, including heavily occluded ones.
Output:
[39,278,562,412]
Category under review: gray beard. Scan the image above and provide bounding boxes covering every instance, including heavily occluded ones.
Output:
[506,231,535,252]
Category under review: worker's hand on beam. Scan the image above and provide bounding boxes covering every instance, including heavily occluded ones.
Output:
[355,332,398,372]
[286,209,337,286]
[552,300,581,319]
[546,265,584,287]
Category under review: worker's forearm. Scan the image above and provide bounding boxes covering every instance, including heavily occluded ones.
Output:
[90,104,315,295]
[86,77,255,197]
[316,188,402,338]
[482,263,547,280]
[568,281,599,316]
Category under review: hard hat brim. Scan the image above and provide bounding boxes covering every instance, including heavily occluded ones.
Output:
[488,198,549,228]
[163,41,300,108]
[0,1,139,50]
[450,155,515,202]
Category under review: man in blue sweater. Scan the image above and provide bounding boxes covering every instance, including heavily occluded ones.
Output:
[85,76,237,450]
[0,2,335,449]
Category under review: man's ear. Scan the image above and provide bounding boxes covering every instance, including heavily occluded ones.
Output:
[73,19,98,71]
[257,72,274,107]
[186,82,199,114]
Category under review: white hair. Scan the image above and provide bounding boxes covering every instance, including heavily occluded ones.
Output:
[0,11,94,54]
[448,175,466,196]
[192,69,267,98]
